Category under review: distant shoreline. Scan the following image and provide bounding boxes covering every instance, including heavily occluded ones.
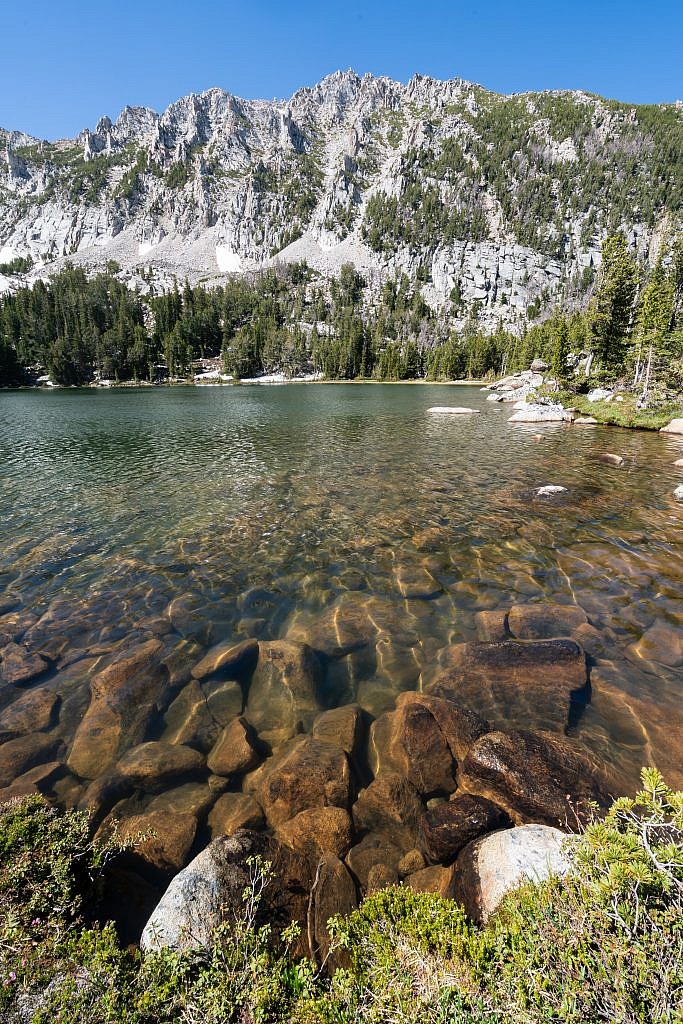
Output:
[2,377,489,391]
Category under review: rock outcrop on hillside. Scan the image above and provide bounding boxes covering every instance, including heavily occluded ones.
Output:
[1,71,681,327]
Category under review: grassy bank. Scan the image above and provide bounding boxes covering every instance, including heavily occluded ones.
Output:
[560,391,682,430]
[0,769,680,1023]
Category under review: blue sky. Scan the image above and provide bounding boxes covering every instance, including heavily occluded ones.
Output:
[3,0,682,139]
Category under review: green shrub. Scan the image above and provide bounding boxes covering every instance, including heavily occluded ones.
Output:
[0,771,681,1023]
[332,887,476,968]
[0,796,127,1016]
[0,795,113,925]
[315,888,489,1024]
[0,810,315,1024]
[481,768,683,1022]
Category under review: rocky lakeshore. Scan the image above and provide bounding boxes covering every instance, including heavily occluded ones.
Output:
[1,381,682,985]
[482,365,683,433]
[2,597,680,953]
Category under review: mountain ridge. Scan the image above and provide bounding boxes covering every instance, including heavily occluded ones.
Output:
[1,69,682,330]
[4,68,673,142]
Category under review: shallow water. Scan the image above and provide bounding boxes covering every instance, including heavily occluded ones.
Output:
[1,383,682,810]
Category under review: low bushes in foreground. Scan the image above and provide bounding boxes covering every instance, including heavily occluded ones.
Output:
[0,768,680,1024]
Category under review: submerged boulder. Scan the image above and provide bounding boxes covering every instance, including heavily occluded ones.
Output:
[108,808,198,875]
[405,863,459,899]
[146,781,217,819]
[374,634,423,690]
[0,760,67,803]
[160,680,220,753]
[367,862,399,891]
[394,692,489,761]
[394,563,442,599]
[369,701,456,795]
[507,602,588,640]
[309,852,357,966]
[629,618,683,668]
[79,774,137,827]
[68,639,167,779]
[166,595,210,642]
[286,593,378,657]
[430,638,588,732]
[0,733,63,789]
[0,687,59,743]
[345,832,403,890]
[352,770,424,850]
[312,704,364,759]
[207,792,265,838]
[590,664,683,790]
[191,638,258,682]
[277,805,354,859]
[397,848,427,877]
[0,642,49,685]
[206,717,261,776]
[421,795,509,864]
[116,741,206,789]
[474,609,509,642]
[412,526,446,552]
[202,679,244,726]
[0,610,38,648]
[459,729,612,826]
[258,736,351,827]
[245,641,322,747]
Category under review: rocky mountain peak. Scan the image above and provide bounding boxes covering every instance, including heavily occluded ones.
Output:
[112,105,159,146]
[0,70,680,332]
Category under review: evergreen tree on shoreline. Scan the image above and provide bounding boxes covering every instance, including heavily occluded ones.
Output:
[1,240,683,390]
[588,233,639,376]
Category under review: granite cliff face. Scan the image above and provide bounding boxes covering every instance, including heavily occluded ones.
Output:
[1,71,681,327]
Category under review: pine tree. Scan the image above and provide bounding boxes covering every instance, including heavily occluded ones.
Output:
[670,233,683,331]
[550,317,570,381]
[588,233,639,376]
[632,258,675,389]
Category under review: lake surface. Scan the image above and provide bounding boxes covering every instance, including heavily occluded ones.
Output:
[1,383,682,818]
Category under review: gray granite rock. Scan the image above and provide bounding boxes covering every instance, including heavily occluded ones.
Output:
[453,823,573,922]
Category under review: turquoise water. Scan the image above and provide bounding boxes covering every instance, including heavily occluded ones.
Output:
[1,383,682,801]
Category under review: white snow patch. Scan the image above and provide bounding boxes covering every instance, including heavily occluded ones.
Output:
[240,372,323,385]
[0,246,16,264]
[216,246,242,273]
[194,371,234,383]
[138,241,155,257]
